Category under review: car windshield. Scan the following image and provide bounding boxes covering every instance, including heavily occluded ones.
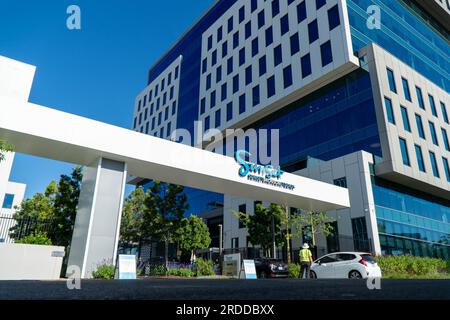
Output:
[361,254,376,263]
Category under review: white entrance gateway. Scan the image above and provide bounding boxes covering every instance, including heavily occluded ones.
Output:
[0,56,349,278]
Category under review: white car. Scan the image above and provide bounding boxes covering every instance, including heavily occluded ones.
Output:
[310,252,382,279]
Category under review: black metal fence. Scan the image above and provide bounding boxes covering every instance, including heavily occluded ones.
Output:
[0,215,56,243]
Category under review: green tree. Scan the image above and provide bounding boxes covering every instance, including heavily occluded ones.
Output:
[292,211,334,248]
[142,181,189,266]
[0,140,13,162]
[120,187,147,248]
[233,203,283,257]
[177,215,211,262]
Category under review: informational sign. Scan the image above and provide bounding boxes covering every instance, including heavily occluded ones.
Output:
[118,254,137,280]
[242,260,257,279]
[223,253,241,278]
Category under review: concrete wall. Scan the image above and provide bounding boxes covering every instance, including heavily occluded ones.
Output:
[0,243,65,280]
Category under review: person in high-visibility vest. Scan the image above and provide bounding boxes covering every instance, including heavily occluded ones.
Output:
[299,243,313,279]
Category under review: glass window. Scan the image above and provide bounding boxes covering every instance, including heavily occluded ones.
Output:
[328,4,340,30]
[211,50,217,66]
[233,74,239,93]
[204,116,210,131]
[226,102,233,121]
[283,65,293,88]
[414,145,426,172]
[301,53,311,78]
[239,48,245,66]
[429,151,440,178]
[239,93,246,114]
[265,26,273,46]
[316,0,326,10]
[227,57,233,75]
[252,85,260,107]
[400,106,411,132]
[267,75,276,98]
[399,137,410,166]
[402,78,411,102]
[333,177,347,188]
[245,21,251,39]
[442,157,450,182]
[215,109,221,128]
[238,204,247,229]
[258,10,265,29]
[251,0,257,12]
[308,20,319,44]
[239,6,245,23]
[442,128,450,151]
[252,38,259,57]
[320,40,333,67]
[216,66,222,83]
[429,121,439,146]
[415,114,425,139]
[217,26,223,42]
[206,74,211,90]
[272,0,280,17]
[280,14,289,36]
[274,45,282,66]
[2,194,14,209]
[221,83,227,101]
[227,16,233,33]
[222,41,228,58]
[384,97,396,124]
[297,1,307,23]
[245,66,252,85]
[387,68,397,93]
[290,33,300,55]
[233,31,239,49]
[441,102,449,124]
[259,56,267,76]
[207,35,213,50]
[210,91,216,108]
[429,95,437,117]
[415,86,425,110]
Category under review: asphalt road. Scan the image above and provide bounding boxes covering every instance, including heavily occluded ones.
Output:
[0,278,449,300]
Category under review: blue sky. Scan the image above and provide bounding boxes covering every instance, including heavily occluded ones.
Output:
[0,0,214,198]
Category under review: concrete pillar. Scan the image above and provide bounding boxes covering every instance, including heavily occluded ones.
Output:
[67,158,127,278]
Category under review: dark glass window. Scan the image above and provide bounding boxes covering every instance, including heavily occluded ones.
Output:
[252,38,259,56]
[233,74,239,93]
[233,31,239,49]
[227,57,233,75]
[429,95,437,117]
[265,26,273,46]
[258,10,265,29]
[253,85,260,107]
[272,0,280,17]
[316,0,326,10]
[259,56,267,76]
[400,106,411,132]
[202,58,207,74]
[402,78,411,102]
[239,94,246,114]
[245,21,252,39]
[415,114,425,139]
[301,53,311,78]
[387,68,397,93]
[384,97,396,124]
[333,177,347,188]
[274,45,282,66]
[429,151,440,178]
[207,35,213,50]
[414,145,426,172]
[222,41,228,58]
[211,50,217,66]
[429,121,439,146]
[204,116,210,131]
[251,0,257,12]
[227,16,233,33]
[227,102,233,121]
[297,1,307,23]
[280,14,289,36]
[206,74,211,90]
[283,65,293,88]
[328,5,340,30]
[221,83,227,101]
[216,66,222,83]
[215,109,221,128]
[320,40,333,67]
[442,157,450,182]
[442,128,450,151]
[290,33,300,55]
[210,91,216,109]
[416,86,425,109]
[352,217,369,252]
[245,66,252,85]
[239,48,246,66]
[399,137,410,166]
[217,26,223,42]
[239,6,245,23]
[308,20,319,44]
[441,102,449,124]
[267,75,276,98]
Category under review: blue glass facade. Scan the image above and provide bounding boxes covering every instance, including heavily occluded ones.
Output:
[347,0,450,91]
[373,178,450,259]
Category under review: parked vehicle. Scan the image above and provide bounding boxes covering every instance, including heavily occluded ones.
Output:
[310,252,382,279]
[254,258,288,278]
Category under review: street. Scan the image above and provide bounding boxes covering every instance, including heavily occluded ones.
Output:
[0,278,449,300]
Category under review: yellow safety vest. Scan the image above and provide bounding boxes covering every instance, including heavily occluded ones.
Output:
[300,249,312,262]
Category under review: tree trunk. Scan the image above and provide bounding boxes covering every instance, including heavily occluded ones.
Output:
[164,239,169,267]
[285,207,291,264]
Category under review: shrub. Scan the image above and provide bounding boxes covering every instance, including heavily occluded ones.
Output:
[288,263,300,278]
[92,263,115,280]
[149,264,167,276]
[376,255,450,277]
[193,258,215,277]
[166,268,194,277]
[16,232,52,245]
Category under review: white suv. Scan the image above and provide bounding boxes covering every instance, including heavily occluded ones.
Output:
[310,252,382,279]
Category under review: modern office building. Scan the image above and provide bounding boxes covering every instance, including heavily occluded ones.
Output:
[132,0,449,259]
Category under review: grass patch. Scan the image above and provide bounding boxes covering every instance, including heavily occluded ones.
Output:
[375,255,450,279]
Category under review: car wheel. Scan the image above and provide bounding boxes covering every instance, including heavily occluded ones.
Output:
[310,271,317,279]
[348,270,362,279]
